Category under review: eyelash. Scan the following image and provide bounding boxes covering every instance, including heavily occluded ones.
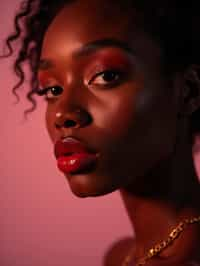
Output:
[36,69,125,101]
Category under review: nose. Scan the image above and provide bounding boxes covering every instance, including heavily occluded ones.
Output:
[52,80,92,129]
[55,108,92,129]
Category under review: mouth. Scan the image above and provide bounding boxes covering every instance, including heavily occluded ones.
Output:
[56,152,99,175]
[54,136,99,175]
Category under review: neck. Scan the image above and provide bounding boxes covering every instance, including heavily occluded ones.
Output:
[120,190,200,247]
[118,146,200,262]
[120,189,200,259]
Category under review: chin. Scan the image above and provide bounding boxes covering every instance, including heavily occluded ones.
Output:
[64,172,118,198]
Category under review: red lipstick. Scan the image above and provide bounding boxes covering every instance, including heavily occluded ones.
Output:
[54,137,98,174]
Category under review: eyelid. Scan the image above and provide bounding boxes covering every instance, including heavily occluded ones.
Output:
[36,60,132,96]
[36,68,127,95]
[85,63,128,81]
[36,75,63,95]
[36,85,62,97]
[87,68,125,85]
[36,87,48,96]
[36,84,52,96]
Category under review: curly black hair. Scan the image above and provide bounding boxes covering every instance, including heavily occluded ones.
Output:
[1,0,200,137]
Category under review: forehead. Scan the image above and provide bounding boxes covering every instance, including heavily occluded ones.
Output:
[48,0,135,28]
[40,0,162,69]
[41,0,137,53]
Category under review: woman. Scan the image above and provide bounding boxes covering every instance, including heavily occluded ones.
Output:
[2,0,200,265]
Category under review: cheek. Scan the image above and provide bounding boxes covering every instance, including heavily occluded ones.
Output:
[45,107,55,143]
[104,101,136,137]
[96,83,152,139]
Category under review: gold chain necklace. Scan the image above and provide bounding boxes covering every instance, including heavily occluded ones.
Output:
[122,215,200,266]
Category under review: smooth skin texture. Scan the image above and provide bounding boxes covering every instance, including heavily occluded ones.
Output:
[37,1,200,265]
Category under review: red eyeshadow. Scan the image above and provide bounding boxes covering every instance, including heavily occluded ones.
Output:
[38,72,53,87]
[90,49,133,70]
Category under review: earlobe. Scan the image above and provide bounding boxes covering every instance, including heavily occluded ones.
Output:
[179,65,200,116]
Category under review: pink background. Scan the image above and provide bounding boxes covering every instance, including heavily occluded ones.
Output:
[0,1,200,266]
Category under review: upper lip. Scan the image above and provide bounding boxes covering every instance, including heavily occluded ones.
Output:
[54,136,97,159]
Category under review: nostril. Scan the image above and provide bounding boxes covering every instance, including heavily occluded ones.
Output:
[55,123,60,129]
[64,120,77,128]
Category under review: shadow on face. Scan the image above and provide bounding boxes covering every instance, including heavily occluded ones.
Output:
[37,0,184,199]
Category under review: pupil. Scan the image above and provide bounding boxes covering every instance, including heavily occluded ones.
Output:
[51,86,63,95]
[103,71,116,81]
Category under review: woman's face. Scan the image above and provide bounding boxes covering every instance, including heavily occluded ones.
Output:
[38,0,180,198]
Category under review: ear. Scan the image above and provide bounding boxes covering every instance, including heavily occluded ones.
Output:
[177,64,200,116]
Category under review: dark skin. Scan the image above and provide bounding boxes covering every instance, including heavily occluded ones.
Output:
[37,1,200,265]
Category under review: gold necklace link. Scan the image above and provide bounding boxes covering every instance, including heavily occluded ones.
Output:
[122,215,200,266]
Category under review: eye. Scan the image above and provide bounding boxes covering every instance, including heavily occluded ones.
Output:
[88,69,125,87]
[36,85,63,100]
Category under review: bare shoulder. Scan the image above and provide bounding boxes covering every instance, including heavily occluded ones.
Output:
[103,236,135,266]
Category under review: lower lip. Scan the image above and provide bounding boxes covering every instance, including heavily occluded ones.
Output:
[56,152,98,174]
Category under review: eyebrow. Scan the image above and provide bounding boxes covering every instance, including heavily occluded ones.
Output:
[38,38,136,70]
